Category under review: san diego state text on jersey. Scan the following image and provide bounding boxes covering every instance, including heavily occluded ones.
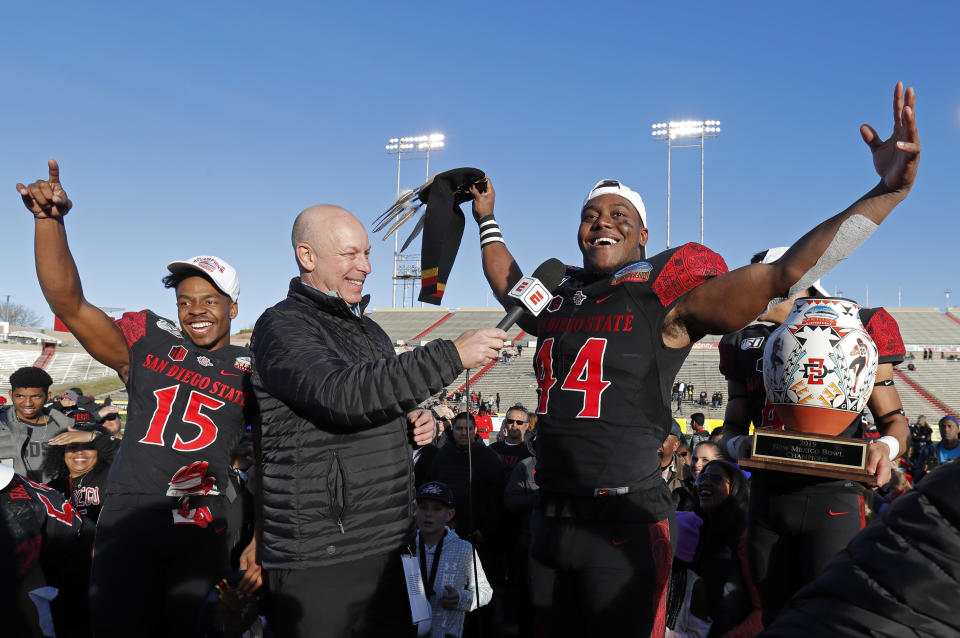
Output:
[531,243,728,505]
[107,310,250,513]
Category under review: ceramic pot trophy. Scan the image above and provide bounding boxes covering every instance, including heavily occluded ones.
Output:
[739,298,880,485]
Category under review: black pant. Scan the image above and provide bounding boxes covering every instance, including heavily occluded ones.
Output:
[529,511,676,638]
[90,497,229,637]
[267,551,410,638]
[747,484,865,625]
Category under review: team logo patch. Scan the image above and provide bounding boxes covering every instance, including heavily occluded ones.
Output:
[611,262,653,285]
[572,291,587,306]
[196,355,213,367]
[547,295,564,312]
[234,356,252,372]
[741,336,765,350]
[156,319,183,338]
[193,258,225,274]
[168,345,188,362]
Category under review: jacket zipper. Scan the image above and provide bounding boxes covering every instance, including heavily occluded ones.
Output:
[332,451,346,534]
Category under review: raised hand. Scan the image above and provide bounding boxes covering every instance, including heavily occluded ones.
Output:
[16,159,73,219]
[861,82,921,193]
[470,178,496,222]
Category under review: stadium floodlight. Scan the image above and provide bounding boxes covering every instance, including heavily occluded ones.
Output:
[384,132,447,308]
[651,118,722,247]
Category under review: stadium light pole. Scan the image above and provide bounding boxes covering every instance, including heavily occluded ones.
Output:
[385,133,445,307]
[946,289,952,313]
[651,120,721,248]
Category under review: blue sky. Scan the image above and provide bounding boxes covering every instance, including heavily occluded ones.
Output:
[2,2,958,330]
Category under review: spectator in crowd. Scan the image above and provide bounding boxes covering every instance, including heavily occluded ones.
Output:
[416,412,506,637]
[475,405,494,443]
[18,160,261,636]
[692,441,724,478]
[495,392,501,412]
[665,511,712,638]
[694,460,762,638]
[1,367,73,483]
[96,405,123,438]
[41,429,120,637]
[708,425,725,445]
[250,204,505,638]
[503,431,538,638]
[915,415,960,480]
[50,390,100,431]
[413,481,493,638]
[661,421,695,511]
[908,414,932,461]
[689,413,710,449]
[699,391,708,406]
[677,441,692,468]
[489,405,531,481]
[1,461,90,638]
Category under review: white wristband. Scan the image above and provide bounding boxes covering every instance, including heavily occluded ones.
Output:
[877,435,900,461]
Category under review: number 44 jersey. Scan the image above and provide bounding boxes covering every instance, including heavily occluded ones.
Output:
[531,243,727,517]
[107,310,251,523]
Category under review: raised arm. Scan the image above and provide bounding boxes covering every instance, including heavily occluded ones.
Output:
[666,82,921,346]
[17,160,130,379]
[470,179,525,310]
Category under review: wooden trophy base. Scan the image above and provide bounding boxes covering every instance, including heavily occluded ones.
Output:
[738,429,878,486]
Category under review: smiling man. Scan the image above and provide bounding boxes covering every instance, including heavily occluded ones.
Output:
[17,160,260,637]
[469,82,920,637]
[251,204,506,638]
[0,367,72,482]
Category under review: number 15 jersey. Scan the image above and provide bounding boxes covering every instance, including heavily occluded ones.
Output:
[107,310,250,517]
[531,243,727,520]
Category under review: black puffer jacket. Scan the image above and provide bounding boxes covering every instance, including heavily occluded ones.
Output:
[763,459,960,637]
[251,278,464,569]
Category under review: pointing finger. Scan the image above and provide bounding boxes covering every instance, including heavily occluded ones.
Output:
[48,159,60,184]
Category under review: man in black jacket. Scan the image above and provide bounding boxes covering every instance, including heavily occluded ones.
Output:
[251,204,506,638]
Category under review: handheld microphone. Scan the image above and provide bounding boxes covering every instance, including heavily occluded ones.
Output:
[496,258,566,331]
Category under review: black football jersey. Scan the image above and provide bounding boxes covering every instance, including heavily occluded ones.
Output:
[531,243,728,513]
[1,473,86,578]
[107,310,250,518]
[719,306,905,434]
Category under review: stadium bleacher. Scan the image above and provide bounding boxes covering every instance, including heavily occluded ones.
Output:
[0,345,116,393]
[3,307,954,423]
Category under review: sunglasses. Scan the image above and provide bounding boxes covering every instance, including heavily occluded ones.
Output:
[65,443,97,453]
[103,414,121,421]
[679,451,689,457]
[695,472,729,487]
[505,419,526,425]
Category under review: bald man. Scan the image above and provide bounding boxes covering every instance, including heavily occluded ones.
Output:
[251,205,506,637]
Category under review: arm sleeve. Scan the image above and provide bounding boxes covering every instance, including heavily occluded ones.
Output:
[114,310,149,348]
[653,243,729,308]
[863,308,905,366]
[251,309,464,430]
